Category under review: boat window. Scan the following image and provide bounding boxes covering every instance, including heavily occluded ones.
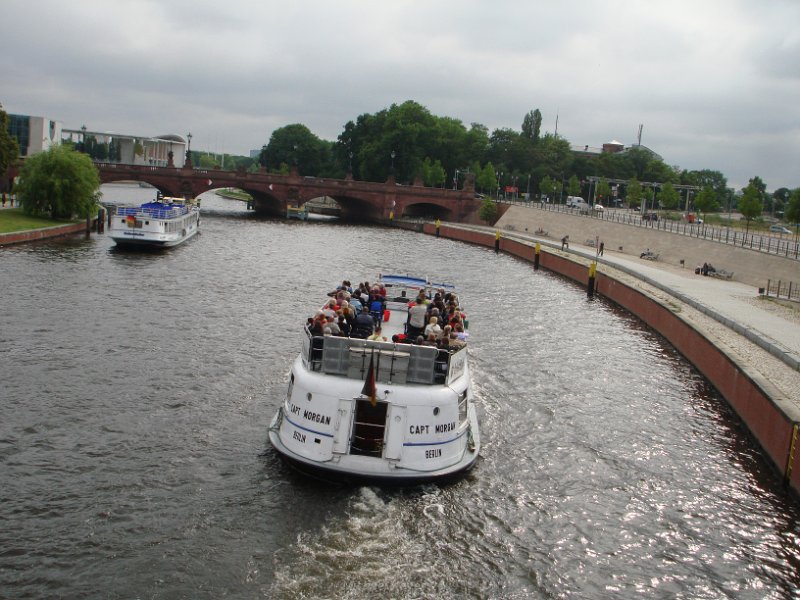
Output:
[458,390,468,423]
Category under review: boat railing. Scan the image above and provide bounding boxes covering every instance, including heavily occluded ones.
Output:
[115,205,190,219]
[301,328,466,386]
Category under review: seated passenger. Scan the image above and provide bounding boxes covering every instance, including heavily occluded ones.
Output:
[369,295,386,326]
[424,316,442,339]
[367,325,387,342]
[351,311,374,339]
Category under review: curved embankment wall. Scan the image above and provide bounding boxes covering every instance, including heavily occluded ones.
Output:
[0,221,91,246]
[424,221,800,497]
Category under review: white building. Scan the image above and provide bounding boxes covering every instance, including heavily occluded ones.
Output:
[8,113,188,167]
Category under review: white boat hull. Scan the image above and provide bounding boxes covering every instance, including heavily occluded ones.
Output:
[109,201,200,248]
[269,352,480,484]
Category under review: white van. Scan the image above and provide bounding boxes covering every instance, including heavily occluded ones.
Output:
[566,196,590,211]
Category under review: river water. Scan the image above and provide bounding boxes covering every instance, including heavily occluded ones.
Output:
[1,184,798,599]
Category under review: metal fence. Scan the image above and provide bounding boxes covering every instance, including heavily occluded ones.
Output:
[502,199,800,261]
[763,279,800,302]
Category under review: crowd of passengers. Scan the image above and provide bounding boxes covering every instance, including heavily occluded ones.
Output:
[306,280,469,351]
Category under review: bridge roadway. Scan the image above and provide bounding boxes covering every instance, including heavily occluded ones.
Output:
[91,163,483,222]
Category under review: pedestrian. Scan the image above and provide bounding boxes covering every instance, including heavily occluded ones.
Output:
[599,241,604,256]
[561,235,569,250]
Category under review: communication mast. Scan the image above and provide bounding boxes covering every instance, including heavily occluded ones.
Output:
[637,124,643,146]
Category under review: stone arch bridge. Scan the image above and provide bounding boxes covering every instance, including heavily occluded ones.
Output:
[89,163,483,223]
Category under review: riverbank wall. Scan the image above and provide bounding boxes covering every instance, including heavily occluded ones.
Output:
[0,220,93,247]
[415,220,800,498]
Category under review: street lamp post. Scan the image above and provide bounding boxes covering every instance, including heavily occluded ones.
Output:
[80,125,87,153]
[186,133,192,167]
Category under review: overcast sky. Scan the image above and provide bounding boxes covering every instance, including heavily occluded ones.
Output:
[3,0,799,191]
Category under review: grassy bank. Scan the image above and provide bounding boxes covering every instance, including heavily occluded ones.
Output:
[0,208,76,234]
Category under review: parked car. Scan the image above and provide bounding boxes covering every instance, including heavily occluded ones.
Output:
[769,225,791,234]
[593,204,604,212]
[642,212,658,222]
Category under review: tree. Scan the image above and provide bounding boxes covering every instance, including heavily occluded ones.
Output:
[738,181,763,234]
[693,186,719,220]
[198,154,220,169]
[626,177,643,210]
[16,145,100,219]
[657,182,680,211]
[596,179,611,205]
[478,197,498,224]
[263,123,331,176]
[785,189,800,241]
[521,109,542,143]
[0,104,20,185]
[476,163,497,194]
[421,157,446,187]
[567,175,581,198]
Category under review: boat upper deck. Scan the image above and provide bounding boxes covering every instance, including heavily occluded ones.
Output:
[114,199,193,220]
[302,275,469,387]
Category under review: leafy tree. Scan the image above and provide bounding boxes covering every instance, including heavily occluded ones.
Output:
[16,144,100,219]
[476,163,497,194]
[198,154,220,169]
[262,123,331,176]
[567,175,581,198]
[0,104,20,187]
[785,189,800,240]
[626,177,643,210]
[772,187,790,215]
[539,175,560,202]
[421,157,446,187]
[682,169,727,207]
[521,109,542,143]
[738,181,763,234]
[539,175,553,200]
[478,197,498,224]
[657,182,680,211]
[623,147,652,180]
[530,134,572,184]
[693,186,719,220]
[596,179,611,204]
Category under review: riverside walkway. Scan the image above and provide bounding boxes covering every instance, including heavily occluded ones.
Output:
[429,218,800,492]
[450,220,800,404]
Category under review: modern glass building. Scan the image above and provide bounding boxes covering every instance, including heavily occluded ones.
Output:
[7,113,187,167]
[8,114,61,157]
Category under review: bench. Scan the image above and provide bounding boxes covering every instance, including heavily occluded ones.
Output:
[710,269,734,280]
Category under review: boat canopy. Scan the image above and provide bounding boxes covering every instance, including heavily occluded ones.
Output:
[379,274,456,291]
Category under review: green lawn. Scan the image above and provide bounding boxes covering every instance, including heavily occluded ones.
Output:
[0,208,77,234]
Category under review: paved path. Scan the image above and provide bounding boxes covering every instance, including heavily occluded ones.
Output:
[582,248,800,365]
[460,220,800,373]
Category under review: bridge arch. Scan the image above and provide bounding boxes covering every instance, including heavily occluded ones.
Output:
[86,163,484,223]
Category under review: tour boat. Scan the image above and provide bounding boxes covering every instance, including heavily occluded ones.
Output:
[109,196,200,248]
[269,274,480,484]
